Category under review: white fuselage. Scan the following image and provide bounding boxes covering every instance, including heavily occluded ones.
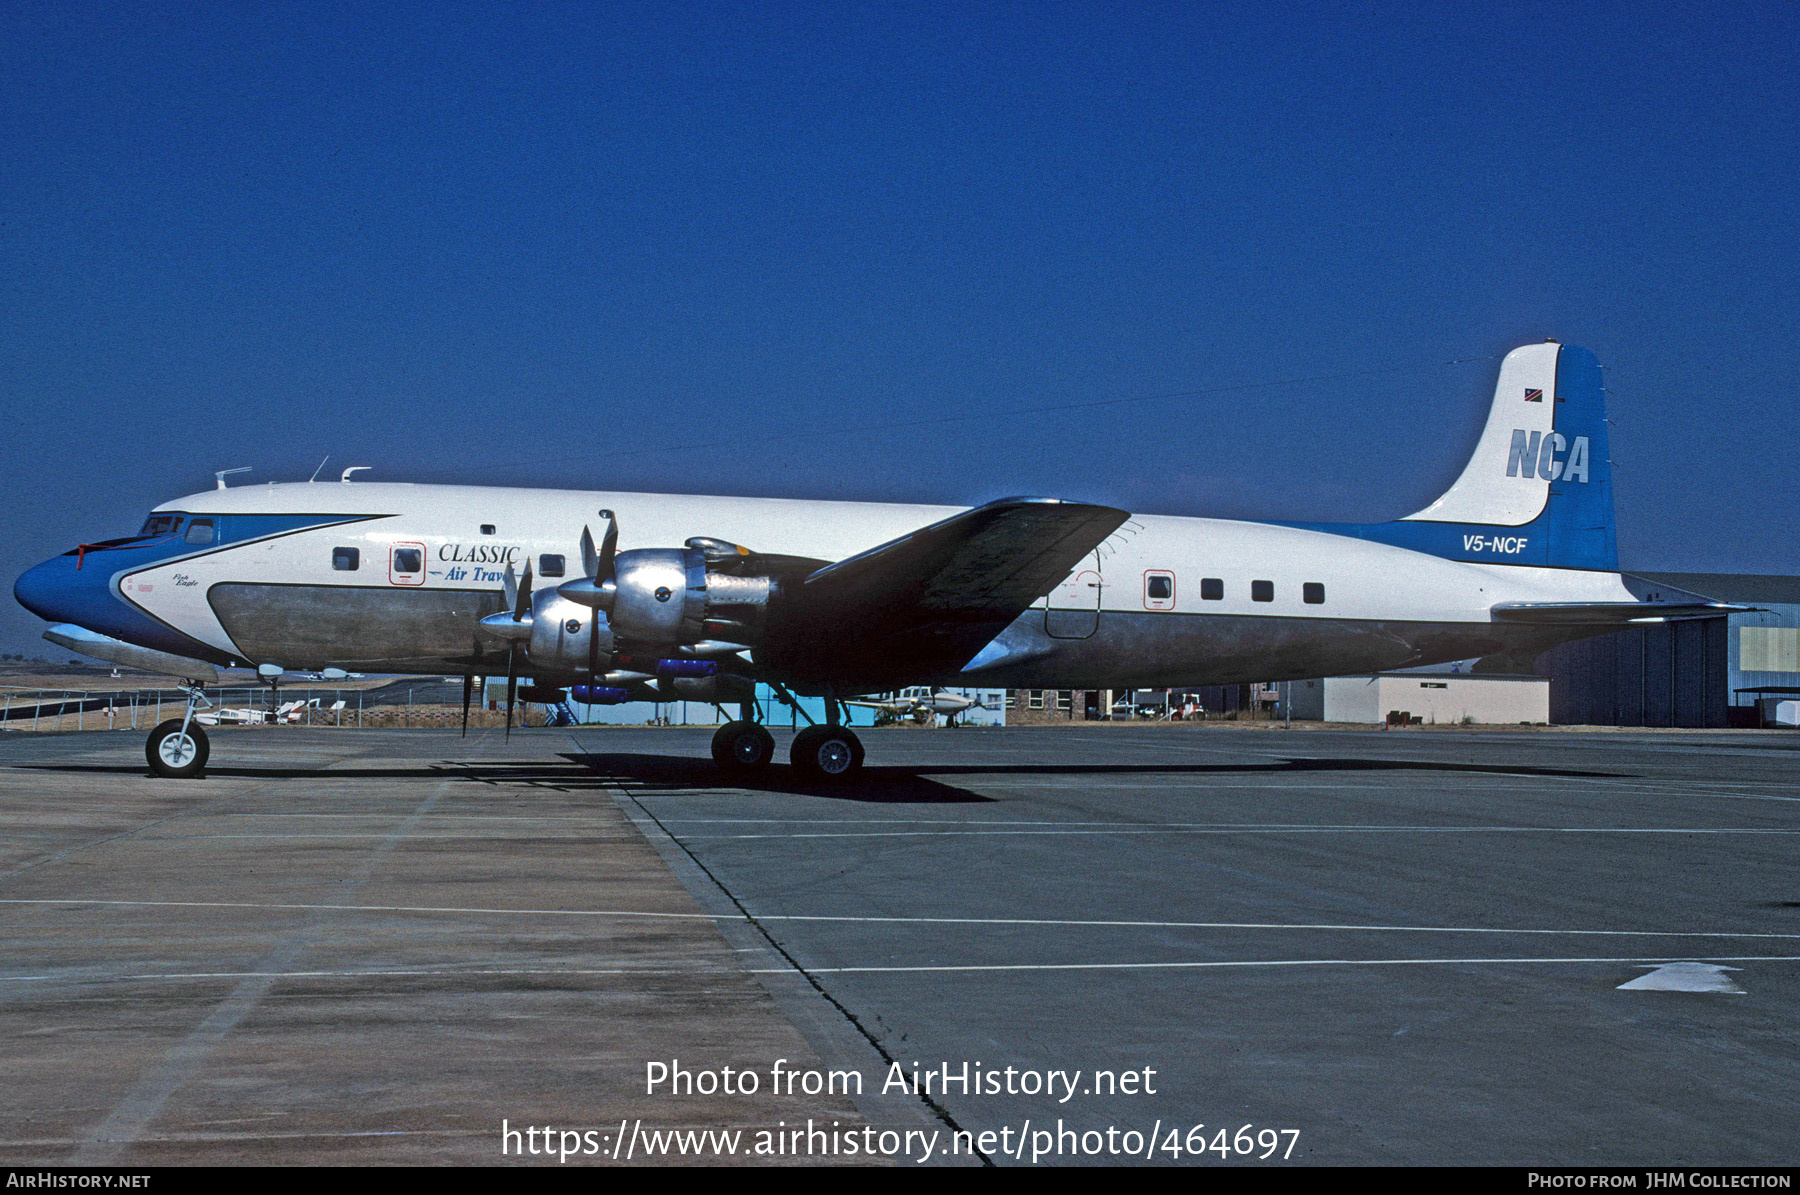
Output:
[105,480,1637,689]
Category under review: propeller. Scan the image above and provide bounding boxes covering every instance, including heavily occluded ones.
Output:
[461,670,473,738]
[558,508,619,613]
[473,559,549,738]
[562,510,620,682]
[473,560,533,739]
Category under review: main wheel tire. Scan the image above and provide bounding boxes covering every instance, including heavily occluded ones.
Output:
[711,720,775,773]
[789,725,864,783]
[146,719,209,778]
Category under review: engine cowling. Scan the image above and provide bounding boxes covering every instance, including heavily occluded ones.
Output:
[609,547,707,645]
[561,538,775,653]
[526,588,615,681]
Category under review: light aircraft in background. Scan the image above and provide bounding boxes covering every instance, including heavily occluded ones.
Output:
[15,341,1745,781]
[194,697,344,726]
[847,687,990,726]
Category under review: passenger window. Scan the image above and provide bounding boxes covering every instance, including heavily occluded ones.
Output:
[1303,582,1325,604]
[332,547,360,571]
[480,524,496,535]
[539,554,566,578]
[1144,571,1175,610]
[1200,578,1223,601]
[393,548,423,573]
[184,518,215,545]
[1251,580,1274,602]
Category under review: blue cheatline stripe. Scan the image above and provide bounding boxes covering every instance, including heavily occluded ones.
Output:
[15,513,385,665]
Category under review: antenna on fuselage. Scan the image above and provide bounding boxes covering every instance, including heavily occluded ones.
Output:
[341,467,371,483]
[308,455,330,482]
[214,467,251,490]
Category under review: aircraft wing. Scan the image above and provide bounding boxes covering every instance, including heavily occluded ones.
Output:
[765,496,1130,687]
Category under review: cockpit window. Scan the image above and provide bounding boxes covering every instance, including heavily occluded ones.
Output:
[184,518,215,545]
[140,515,185,536]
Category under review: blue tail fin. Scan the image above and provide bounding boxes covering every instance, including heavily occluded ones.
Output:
[1282,342,1617,570]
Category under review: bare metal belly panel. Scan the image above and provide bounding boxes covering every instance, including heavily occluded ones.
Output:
[958,609,1590,689]
[208,584,504,670]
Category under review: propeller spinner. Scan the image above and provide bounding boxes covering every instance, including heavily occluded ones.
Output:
[558,508,618,612]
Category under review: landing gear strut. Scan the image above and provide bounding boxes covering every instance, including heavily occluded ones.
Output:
[146,683,211,779]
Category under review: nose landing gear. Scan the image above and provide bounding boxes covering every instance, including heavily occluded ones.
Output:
[146,682,212,778]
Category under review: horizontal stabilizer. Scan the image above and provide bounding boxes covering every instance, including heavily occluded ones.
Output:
[1490,601,1754,624]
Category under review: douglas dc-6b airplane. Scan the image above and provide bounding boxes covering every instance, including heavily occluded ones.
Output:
[14,341,1742,781]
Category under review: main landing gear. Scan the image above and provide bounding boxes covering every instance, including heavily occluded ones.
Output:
[711,719,776,773]
[789,724,864,782]
[146,683,212,779]
[709,695,866,783]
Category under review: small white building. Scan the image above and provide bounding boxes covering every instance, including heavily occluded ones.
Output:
[1291,672,1549,725]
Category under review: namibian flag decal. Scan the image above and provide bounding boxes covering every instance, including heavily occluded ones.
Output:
[1523,388,1543,402]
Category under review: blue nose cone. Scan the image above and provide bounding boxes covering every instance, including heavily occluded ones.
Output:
[13,554,83,624]
[14,549,223,662]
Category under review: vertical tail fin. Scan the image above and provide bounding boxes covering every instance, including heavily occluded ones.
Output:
[1283,342,1617,570]
[1398,341,1616,569]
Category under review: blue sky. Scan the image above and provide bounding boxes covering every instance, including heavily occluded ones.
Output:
[3,1,1797,654]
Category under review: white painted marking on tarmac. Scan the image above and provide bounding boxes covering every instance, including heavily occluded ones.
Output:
[5,898,1797,941]
[674,826,1800,840]
[70,773,457,1164]
[1616,962,1746,994]
[8,957,1792,985]
[751,955,1800,976]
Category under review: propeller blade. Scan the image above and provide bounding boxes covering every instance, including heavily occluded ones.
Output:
[579,525,598,580]
[597,509,617,580]
[504,644,518,740]
[514,561,533,621]
[461,671,473,738]
[501,564,518,616]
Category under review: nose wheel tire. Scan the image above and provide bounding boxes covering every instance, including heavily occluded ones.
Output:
[790,725,864,783]
[711,720,775,773]
[146,719,209,778]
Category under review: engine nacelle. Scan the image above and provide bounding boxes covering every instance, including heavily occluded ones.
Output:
[527,589,615,681]
[610,547,706,645]
[601,542,774,650]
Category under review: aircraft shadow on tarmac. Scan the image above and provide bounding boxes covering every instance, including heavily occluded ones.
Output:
[10,754,1626,800]
[561,753,995,803]
[557,752,1630,803]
